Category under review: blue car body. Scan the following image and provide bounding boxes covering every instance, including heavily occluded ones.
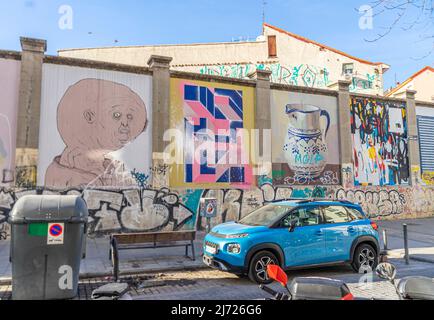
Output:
[203,200,380,276]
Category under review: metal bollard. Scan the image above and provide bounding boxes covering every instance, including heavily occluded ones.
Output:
[403,224,409,265]
[382,229,388,251]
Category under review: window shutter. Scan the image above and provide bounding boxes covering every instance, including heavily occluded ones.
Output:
[417,116,434,173]
[268,35,277,58]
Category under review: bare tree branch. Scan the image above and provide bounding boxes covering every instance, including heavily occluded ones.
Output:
[362,0,434,57]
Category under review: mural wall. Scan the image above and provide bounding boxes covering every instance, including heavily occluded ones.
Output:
[169,78,255,188]
[0,58,433,239]
[0,58,20,187]
[351,97,409,186]
[271,90,341,186]
[38,63,153,189]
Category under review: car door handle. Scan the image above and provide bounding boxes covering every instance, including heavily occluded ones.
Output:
[315,230,324,236]
[348,227,356,233]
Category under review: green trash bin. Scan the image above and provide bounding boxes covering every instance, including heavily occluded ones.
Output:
[9,195,88,300]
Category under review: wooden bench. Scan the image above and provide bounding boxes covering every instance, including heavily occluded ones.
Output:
[109,231,196,281]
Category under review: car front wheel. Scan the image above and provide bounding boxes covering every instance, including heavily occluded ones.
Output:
[351,243,378,273]
[248,250,279,284]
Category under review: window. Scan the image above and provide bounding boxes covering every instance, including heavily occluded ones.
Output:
[347,207,365,220]
[323,206,364,223]
[342,63,354,75]
[323,206,351,224]
[283,207,322,227]
[240,204,292,227]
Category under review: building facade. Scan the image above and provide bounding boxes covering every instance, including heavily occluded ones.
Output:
[58,24,389,95]
[387,66,434,103]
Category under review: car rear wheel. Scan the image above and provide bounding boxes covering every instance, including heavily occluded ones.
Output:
[248,251,279,284]
[351,243,378,273]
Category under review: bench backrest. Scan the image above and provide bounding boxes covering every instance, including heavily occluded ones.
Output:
[112,231,196,245]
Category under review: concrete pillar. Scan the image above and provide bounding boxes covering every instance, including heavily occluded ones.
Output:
[337,80,354,188]
[148,55,172,189]
[406,90,421,185]
[248,69,272,180]
[15,37,46,188]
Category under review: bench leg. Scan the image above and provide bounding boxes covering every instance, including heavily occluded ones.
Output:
[109,236,112,261]
[191,240,196,261]
[111,237,120,282]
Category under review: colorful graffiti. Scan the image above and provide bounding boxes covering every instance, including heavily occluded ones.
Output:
[422,172,434,185]
[2,184,434,238]
[15,166,37,188]
[350,97,409,186]
[199,63,330,88]
[271,90,341,185]
[170,79,254,188]
[349,73,379,93]
[0,58,20,186]
[38,64,153,189]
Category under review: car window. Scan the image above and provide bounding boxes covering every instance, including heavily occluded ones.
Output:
[346,207,365,220]
[283,207,322,227]
[240,204,293,226]
[323,206,352,223]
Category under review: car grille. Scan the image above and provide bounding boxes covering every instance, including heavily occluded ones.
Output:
[205,241,219,250]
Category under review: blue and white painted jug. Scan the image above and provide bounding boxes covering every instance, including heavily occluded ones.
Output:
[283,104,330,178]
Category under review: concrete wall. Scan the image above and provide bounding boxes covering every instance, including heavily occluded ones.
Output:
[58,24,386,95]
[0,39,433,239]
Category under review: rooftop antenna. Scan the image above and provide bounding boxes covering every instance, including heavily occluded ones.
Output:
[262,0,268,34]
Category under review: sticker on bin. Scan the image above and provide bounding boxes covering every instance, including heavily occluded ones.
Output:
[47,223,64,245]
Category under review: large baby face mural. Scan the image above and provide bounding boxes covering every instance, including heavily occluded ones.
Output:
[45,79,148,188]
[39,64,153,189]
[57,79,147,152]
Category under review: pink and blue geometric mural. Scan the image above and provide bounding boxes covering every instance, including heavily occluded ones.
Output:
[183,84,252,185]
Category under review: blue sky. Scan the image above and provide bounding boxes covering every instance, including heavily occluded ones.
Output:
[0,0,432,89]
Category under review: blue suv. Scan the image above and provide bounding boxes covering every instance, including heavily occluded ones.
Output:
[203,200,380,284]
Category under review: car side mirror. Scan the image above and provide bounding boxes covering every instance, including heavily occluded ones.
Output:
[288,220,297,233]
[376,262,397,282]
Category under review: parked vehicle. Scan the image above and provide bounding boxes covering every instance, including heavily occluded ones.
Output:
[203,199,380,284]
[376,262,434,300]
[259,264,354,300]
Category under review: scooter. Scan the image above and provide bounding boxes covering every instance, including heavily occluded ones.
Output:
[375,262,434,300]
[259,265,355,300]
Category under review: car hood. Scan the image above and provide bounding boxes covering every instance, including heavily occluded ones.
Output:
[211,221,268,235]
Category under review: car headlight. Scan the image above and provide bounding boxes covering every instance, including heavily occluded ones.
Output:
[226,233,249,239]
[228,243,241,254]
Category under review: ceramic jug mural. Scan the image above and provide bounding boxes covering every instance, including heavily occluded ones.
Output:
[283,104,330,178]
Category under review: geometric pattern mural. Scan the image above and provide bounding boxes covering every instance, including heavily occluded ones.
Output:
[183,84,252,184]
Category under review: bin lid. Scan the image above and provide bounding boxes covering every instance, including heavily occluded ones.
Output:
[9,195,88,224]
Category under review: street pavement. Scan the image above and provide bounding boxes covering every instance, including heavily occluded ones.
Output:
[1,257,432,300]
[0,217,434,300]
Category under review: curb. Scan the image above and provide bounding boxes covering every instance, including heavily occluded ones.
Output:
[409,255,434,264]
[0,278,11,286]
[0,263,208,286]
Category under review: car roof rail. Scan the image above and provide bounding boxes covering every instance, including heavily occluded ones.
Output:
[271,198,358,205]
[301,198,357,204]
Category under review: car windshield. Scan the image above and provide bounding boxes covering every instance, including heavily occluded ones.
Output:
[239,204,292,226]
